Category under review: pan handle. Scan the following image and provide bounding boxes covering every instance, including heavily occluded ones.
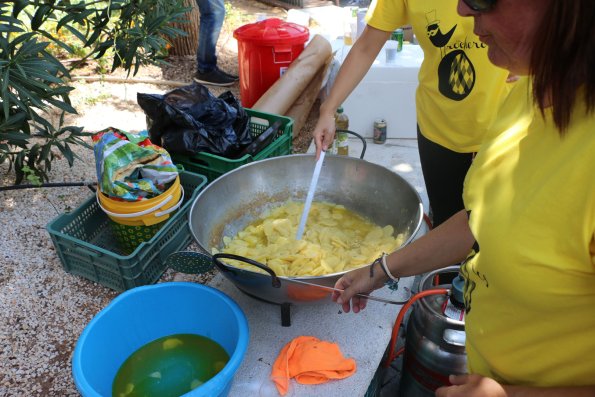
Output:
[213,253,282,288]
[335,129,366,159]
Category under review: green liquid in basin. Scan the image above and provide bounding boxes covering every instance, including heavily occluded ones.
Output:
[112,333,229,397]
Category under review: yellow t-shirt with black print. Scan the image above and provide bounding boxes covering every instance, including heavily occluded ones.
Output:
[462,77,595,386]
[366,0,511,152]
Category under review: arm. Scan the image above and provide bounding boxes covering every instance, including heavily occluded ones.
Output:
[332,210,475,313]
[436,374,595,397]
[313,26,391,159]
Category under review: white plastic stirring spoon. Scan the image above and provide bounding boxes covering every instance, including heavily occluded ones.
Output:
[296,151,326,240]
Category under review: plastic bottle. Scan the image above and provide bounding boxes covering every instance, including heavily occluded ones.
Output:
[356,8,367,40]
[335,107,349,156]
[385,29,403,64]
[343,7,358,45]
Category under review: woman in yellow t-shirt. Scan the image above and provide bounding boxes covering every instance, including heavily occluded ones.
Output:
[333,0,595,395]
[313,0,512,227]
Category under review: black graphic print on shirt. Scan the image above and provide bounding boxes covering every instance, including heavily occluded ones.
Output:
[459,210,488,315]
[426,10,482,101]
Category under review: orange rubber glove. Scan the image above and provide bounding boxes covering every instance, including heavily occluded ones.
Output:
[271,336,357,396]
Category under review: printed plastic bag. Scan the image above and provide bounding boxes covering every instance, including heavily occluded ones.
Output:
[137,82,252,157]
[93,128,179,201]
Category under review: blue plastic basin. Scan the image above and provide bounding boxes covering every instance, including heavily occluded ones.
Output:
[72,282,249,396]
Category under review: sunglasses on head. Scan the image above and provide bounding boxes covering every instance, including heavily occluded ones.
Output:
[462,0,497,12]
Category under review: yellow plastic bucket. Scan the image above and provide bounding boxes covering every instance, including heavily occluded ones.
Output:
[97,177,183,254]
[97,176,183,227]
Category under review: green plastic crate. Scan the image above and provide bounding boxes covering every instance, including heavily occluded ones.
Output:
[46,171,207,291]
[171,108,293,183]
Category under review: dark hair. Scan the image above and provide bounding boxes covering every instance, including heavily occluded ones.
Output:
[530,0,595,133]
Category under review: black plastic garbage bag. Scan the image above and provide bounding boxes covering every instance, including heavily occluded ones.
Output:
[137,82,252,157]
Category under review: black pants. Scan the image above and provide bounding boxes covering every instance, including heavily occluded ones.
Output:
[417,126,474,228]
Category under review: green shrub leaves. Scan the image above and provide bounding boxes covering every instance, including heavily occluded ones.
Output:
[1,0,190,184]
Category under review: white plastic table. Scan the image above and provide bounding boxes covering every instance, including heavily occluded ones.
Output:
[207,274,413,396]
[332,41,423,139]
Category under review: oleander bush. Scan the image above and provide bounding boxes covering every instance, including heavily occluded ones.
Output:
[0,0,189,184]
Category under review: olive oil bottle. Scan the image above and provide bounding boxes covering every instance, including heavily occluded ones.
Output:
[335,106,349,156]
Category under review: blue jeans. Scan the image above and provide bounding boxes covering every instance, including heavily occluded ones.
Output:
[195,0,225,73]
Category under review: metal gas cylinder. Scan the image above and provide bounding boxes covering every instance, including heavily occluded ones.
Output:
[399,266,467,397]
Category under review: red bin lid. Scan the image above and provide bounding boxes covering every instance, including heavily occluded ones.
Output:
[233,18,309,46]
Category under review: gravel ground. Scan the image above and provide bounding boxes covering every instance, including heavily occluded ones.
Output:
[0,1,320,395]
[0,145,216,395]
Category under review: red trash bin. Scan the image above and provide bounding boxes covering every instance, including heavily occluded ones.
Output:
[234,18,309,108]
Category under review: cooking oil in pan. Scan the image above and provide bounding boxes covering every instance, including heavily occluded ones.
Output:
[112,333,229,397]
[218,201,404,277]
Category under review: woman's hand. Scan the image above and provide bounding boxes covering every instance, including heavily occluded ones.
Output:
[312,26,391,160]
[313,111,336,160]
[332,262,387,313]
[435,374,507,397]
[437,374,595,397]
